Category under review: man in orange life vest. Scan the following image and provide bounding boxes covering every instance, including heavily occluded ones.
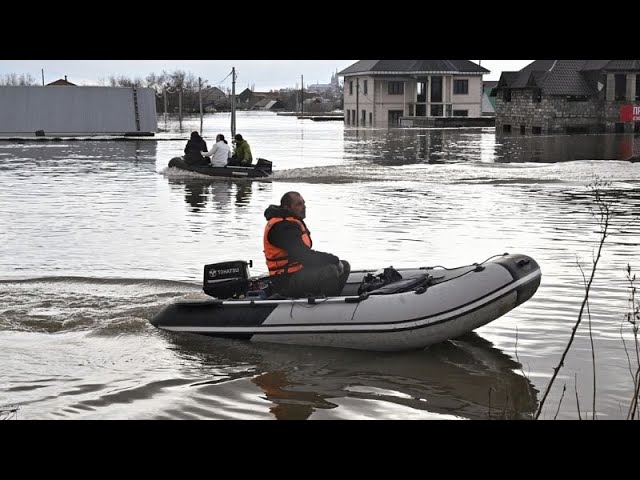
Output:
[263,191,350,298]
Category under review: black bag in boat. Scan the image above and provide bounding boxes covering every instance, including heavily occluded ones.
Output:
[203,261,251,299]
[358,267,432,296]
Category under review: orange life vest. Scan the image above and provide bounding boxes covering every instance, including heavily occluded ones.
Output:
[263,217,312,276]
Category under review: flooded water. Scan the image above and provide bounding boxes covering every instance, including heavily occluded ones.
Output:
[1,111,640,420]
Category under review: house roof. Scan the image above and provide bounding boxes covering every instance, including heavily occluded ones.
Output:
[47,78,77,86]
[338,60,489,76]
[496,60,640,96]
[253,97,271,108]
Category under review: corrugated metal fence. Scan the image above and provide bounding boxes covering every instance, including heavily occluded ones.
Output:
[0,86,157,135]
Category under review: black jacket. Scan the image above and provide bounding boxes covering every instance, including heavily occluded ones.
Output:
[264,205,339,269]
[184,137,209,165]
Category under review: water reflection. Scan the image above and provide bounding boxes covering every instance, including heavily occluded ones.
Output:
[343,128,640,165]
[495,133,640,163]
[167,177,254,213]
[0,139,158,169]
[163,332,538,420]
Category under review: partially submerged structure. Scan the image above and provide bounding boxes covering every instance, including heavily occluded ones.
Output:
[338,60,488,127]
[0,86,157,136]
[492,60,640,134]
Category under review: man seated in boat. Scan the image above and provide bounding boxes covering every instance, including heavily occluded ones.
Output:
[183,131,209,166]
[228,134,253,166]
[263,191,350,298]
[201,133,231,167]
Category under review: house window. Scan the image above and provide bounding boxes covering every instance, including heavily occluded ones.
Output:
[532,126,542,134]
[520,126,526,134]
[453,110,468,117]
[453,79,468,95]
[614,74,626,101]
[431,77,443,102]
[503,124,511,133]
[636,76,640,101]
[503,89,512,102]
[417,81,426,102]
[361,109,366,126]
[363,80,368,95]
[533,89,542,102]
[349,81,353,95]
[388,82,404,95]
[430,104,443,116]
[369,112,372,125]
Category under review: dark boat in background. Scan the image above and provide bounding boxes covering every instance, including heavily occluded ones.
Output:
[168,66,273,179]
[168,157,273,178]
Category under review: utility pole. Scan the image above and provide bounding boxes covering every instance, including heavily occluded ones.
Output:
[199,77,203,135]
[231,67,236,138]
[41,69,44,86]
[301,74,304,117]
[178,88,183,128]
[163,87,168,126]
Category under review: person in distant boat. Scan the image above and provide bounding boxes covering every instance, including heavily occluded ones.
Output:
[201,133,232,167]
[263,191,350,298]
[183,131,209,166]
[229,133,253,166]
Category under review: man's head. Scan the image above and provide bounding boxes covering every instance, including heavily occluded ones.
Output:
[280,191,306,219]
[234,134,243,143]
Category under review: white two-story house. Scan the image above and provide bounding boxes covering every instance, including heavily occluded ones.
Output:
[338,60,488,128]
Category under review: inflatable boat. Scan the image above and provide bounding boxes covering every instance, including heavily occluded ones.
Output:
[168,156,273,179]
[150,253,541,352]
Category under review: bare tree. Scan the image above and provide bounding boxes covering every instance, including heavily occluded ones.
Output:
[0,73,37,86]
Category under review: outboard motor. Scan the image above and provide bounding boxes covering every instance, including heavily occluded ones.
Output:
[255,158,273,174]
[203,260,252,299]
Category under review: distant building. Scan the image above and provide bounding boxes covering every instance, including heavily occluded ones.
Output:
[482,81,498,116]
[202,86,226,112]
[307,70,340,94]
[0,86,157,136]
[492,60,640,134]
[236,88,254,108]
[46,75,76,86]
[253,98,287,111]
[338,60,488,127]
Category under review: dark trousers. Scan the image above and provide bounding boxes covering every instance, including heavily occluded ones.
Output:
[277,261,351,298]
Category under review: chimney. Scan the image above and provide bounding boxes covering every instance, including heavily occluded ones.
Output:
[65,75,67,82]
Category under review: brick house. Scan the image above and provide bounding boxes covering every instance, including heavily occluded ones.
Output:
[492,60,640,134]
[338,60,488,128]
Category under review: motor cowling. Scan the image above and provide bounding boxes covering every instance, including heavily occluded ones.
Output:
[203,261,251,299]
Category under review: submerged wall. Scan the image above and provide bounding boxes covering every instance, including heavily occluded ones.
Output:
[0,86,157,136]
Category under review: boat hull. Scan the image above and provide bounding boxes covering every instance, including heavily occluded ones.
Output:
[168,157,271,178]
[151,253,541,352]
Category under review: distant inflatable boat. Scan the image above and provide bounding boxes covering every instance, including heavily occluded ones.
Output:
[168,157,273,178]
[150,253,541,352]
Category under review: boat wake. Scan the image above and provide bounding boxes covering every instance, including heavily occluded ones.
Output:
[0,276,198,334]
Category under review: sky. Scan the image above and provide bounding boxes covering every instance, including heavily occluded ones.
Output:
[0,60,534,91]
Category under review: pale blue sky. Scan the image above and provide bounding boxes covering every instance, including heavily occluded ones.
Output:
[0,60,533,91]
